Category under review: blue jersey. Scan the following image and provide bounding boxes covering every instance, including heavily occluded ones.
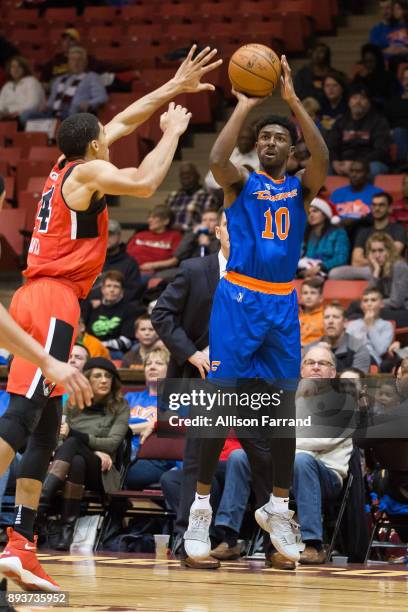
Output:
[226,171,307,283]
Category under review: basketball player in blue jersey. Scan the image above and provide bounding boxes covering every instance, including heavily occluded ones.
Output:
[184,56,329,564]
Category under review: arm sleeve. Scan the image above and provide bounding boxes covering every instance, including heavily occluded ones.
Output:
[150,266,198,365]
[383,261,408,309]
[351,343,371,373]
[88,405,130,454]
[321,230,350,271]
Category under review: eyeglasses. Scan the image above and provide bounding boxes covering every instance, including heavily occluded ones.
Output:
[303,359,335,368]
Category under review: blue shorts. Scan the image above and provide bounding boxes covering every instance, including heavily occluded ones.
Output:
[208,275,301,382]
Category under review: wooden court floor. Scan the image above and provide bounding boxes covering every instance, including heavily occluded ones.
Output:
[8,553,408,612]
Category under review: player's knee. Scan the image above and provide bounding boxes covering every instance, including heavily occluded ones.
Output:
[0,394,43,452]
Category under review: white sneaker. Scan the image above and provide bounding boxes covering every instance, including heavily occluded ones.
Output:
[255,504,301,562]
[184,506,212,559]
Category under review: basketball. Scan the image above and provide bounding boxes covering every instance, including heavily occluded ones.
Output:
[228,44,282,97]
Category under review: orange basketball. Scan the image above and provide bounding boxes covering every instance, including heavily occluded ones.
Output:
[228,44,281,97]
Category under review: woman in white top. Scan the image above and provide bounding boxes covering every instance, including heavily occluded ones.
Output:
[0,56,45,120]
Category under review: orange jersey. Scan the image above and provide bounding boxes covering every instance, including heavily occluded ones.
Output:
[299,306,324,347]
[24,159,108,299]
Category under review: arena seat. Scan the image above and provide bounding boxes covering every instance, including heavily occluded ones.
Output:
[0,209,26,255]
[6,9,38,27]
[44,7,78,26]
[88,26,124,47]
[0,122,18,142]
[120,5,153,24]
[26,177,47,193]
[270,10,310,51]
[0,161,8,177]
[18,191,40,231]
[244,21,285,51]
[0,147,22,169]
[126,24,164,42]
[28,147,59,163]
[4,177,15,203]
[159,3,194,22]
[11,132,48,157]
[16,160,52,192]
[82,6,120,26]
[323,280,368,307]
[201,2,235,20]
[8,28,45,47]
[374,175,404,201]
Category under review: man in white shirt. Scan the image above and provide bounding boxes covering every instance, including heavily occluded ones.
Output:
[294,345,353,564]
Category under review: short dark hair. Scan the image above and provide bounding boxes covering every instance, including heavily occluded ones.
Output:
[135,313,151,330]
[255,115,298,145]
[102,270,125,288]
[301,277,324,294]
[324,301,345,317]
[216,206,226,224]
[149,204,173,226]
[73,342,91,359]
[372,191,392,206]
[363,287,384,299]
[57,113,101,160]
[0,176,4,195]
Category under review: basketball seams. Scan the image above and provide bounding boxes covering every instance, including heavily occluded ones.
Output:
[230,59,275,85]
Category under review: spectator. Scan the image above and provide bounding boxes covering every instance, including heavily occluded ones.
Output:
[320,71,348,131]
[366,231,408,326]
[330,192,406,279]
[314,302,371,372]
[0,56,45,122]
[328,84,391,177]
[204,126,258,194]
[385,67,408,164]
[121,314,159,369]
[40,358,129,550]
[346,288,394,366]
[161,437,251,561]
[82,270,145,359]
[298,197,350,278]
[126,205,182,279]
[76,316,110,360]
[391,173,408,224]
[124,348,177,489]
[299,278,325,347]
[90,219,143,302]
[353,191,406,255]
[330,160,383,221]
[369,0,394,48]
[165,162,218,231]
[373,377,400,413]
[384,0,408,71]
[295,345,353,564]
[41,28,81,84]
[173,207,220,264]
[24,46,107,122]
[294,42,333,103]
[352,43,400,106]
[68,343,89,372]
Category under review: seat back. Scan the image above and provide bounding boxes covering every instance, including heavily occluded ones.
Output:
[136,432,185,461]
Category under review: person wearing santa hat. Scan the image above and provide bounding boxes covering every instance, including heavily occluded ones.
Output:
[298,197,350,278]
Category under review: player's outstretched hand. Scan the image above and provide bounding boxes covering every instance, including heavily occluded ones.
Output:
[160,102,192,136]
[231,88,269,109]
[173,44,223,93]
[41,355,93,409]
[188,350,210,379]
[280,55,297,102]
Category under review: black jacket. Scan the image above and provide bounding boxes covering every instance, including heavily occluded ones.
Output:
[327,108,391,163]
[151,253,219,378]
[90,243,143,302]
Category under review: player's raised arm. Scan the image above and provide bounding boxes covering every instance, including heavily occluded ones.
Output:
[104,45,222,146]
[280,55,329,208]
[0,304,92,409]
[209,89,265,206]
[75,103,192,202]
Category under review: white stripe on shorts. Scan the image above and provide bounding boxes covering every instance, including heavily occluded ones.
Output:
[25,316,56,400]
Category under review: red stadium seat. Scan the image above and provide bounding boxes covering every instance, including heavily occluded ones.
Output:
[240,1,280,18]
[0,121,18,144]
[0,161,9,176]
[6,9,38,27]
[27,177,47,193]
[0,209,26,255]
[88,26,124,46]
[16,160,52,192]
[323,280,369,307]
[82,6,120,26]
[44,7,77,25]
[201,2,235,21]
[374,175,404,201]
[159,3,194,22]
[325,176,349,194]
[4,177,15,203]
[28,147,59,164]
[0,147,23,169]
[18,191,40,231]
[11,133,48,157]
[120,5,153,24]
[244,21,284,49]
[207,22,242,43]
[125,24,164,43]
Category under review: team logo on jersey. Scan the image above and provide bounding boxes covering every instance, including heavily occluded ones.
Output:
[43,379,56,397]
[236,292,244,303]
[211,361,221,372]
[253,188,298,202]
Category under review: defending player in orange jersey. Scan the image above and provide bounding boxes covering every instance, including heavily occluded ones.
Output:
[0,45,221,592]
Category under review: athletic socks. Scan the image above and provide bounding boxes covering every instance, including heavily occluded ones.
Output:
[193,492,211,510]
[13,504,36,542]
[266,494,289,514]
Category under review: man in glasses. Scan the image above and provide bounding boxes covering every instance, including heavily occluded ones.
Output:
[293,345,353,564]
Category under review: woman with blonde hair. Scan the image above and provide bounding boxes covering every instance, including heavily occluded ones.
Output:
[366,231,408,326]
[40,358,129,550]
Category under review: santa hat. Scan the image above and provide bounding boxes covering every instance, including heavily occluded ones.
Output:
[310,197,340,225]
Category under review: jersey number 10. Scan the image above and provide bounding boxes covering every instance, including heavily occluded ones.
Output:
[262,207,290,240]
